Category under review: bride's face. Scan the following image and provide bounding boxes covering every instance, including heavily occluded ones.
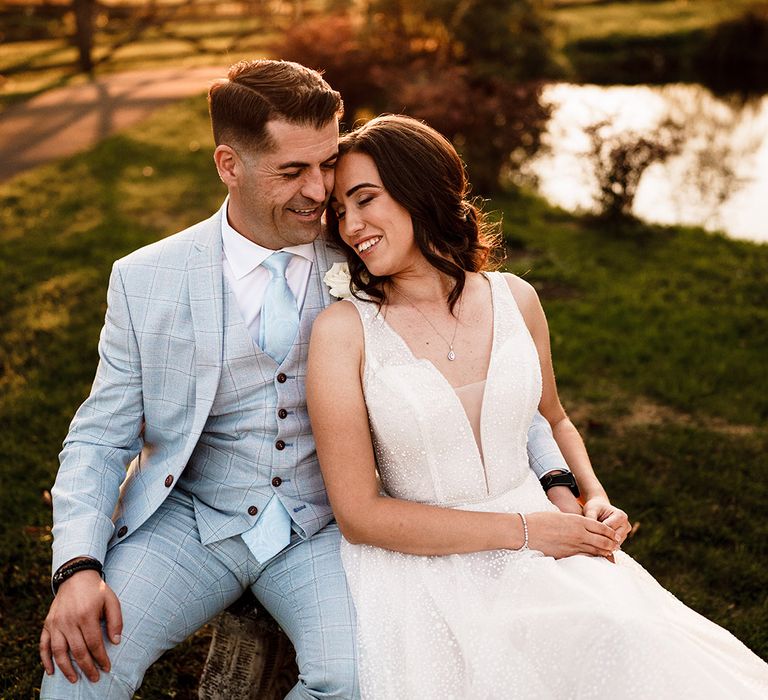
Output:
[331,152,423,278]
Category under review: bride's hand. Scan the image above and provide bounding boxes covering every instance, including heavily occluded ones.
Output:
[525,511,620,559]
[583,497,631,546]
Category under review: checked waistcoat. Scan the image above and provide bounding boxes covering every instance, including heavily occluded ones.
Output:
[177,257,332,547]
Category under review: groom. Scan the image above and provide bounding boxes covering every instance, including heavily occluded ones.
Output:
[39,59,596,698]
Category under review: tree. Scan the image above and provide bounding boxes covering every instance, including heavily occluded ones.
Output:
[72,0,97,73]
[585,118,684,222]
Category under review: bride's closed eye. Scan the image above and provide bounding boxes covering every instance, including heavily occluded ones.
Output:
[333,194,376,221]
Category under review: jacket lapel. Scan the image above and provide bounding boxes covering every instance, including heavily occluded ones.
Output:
[187,212,225,441]
[313,231,347,308]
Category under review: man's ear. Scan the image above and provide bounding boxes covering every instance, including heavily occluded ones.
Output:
[214,144,239,187]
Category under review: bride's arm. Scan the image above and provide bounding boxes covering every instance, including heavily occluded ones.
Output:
[307,301,620,558]
[503,274,632,544]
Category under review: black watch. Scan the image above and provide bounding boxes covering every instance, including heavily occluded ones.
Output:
[540,471,580,498]
[52,558,103,595]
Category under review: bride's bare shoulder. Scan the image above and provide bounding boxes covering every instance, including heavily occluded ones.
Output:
[499,272,541,314]
[311,299,365,346]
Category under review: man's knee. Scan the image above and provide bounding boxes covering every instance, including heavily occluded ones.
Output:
[301,618,359,698]
[290,654,359,699]
[40,664,136,700]
[39,574,181,699]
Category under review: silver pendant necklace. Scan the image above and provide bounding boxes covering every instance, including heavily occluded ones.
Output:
[392,285,462,361]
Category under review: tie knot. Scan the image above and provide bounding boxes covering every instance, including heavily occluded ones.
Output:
[262,251,293,278]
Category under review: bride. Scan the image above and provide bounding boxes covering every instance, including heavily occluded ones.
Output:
[306,114,768,698]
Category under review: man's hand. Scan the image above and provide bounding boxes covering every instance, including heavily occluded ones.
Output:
[583,497,631,546]
[526,511,620,559]
[40,570,122,684]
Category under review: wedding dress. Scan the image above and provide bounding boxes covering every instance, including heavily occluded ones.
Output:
[341,271,768,699]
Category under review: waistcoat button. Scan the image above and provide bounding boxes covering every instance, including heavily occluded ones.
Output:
[164,475,174,488]
[272,476,283,487]
[277,373,287,383]
[277,408,288,419]
[275,440,286,450]
[248,505,258,516]
[117,526,128,538]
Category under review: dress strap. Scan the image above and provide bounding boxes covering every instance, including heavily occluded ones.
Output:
[482,271,531,347]
[343,297,415,377]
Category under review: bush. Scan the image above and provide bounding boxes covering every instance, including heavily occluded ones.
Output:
[272,3,555,192]
[584,118,684,222]
[272,14,391,125]
[394,64,550,192]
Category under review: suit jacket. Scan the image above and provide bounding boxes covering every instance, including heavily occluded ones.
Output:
[50,208,345,573]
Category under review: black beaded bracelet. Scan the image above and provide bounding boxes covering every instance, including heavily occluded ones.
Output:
[52,558,104,595]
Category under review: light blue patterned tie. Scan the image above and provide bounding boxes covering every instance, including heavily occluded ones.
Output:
[258,251,299,364]
[241,251,297,562]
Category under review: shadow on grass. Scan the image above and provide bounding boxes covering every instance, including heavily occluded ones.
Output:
[0,71,83,112]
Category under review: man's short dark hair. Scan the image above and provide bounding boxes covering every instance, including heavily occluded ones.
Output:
[208,59,343,153]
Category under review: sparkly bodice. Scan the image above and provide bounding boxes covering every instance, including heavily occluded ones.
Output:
[347,272,544,508]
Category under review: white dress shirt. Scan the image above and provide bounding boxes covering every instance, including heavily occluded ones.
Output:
[220,200,315,345]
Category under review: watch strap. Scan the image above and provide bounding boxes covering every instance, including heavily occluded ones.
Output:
[540,471,581,498]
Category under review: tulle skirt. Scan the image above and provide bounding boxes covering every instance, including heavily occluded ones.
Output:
[342,486,768,699]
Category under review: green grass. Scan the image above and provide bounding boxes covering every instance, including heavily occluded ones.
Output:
[1,96,767,697]
[550,0,756,44]
[0,0,334,111]
[0,18,281,112]
[500,195,768,425]
[0,95,226,699]
[548,0,766,85]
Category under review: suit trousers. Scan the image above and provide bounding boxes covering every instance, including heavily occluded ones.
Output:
[40,489,359,699]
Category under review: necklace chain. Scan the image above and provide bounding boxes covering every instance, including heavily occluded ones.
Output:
[392,285,462,361]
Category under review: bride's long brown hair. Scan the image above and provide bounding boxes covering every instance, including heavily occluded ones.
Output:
[326,115,501,312]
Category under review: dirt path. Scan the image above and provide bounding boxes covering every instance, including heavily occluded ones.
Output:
[0,66,227,182]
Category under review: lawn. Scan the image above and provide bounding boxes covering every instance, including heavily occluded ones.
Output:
[0,10,282,111]
[1,95,766,697]
[549,0,766,85]
[550,0,757,44]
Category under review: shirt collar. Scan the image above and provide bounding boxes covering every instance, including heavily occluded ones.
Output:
[220,198,316,281]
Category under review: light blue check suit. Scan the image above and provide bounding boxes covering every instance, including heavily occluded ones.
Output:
[42,204,569,698]
[43,207,357,698]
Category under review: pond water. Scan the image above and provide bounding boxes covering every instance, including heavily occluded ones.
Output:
[525,83,768,244]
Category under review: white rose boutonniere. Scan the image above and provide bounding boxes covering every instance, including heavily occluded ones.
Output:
[323,262,353,300]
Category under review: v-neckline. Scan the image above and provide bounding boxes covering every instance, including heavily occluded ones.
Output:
[377,271,497,391]
[375,272,498,490]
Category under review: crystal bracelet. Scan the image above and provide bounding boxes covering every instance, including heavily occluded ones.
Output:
[514,512,529,551]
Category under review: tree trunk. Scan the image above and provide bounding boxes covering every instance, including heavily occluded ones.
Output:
[72,0,96,73]
[198,592,298,699]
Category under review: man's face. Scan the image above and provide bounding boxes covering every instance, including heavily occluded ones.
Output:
[226,118,339,249]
